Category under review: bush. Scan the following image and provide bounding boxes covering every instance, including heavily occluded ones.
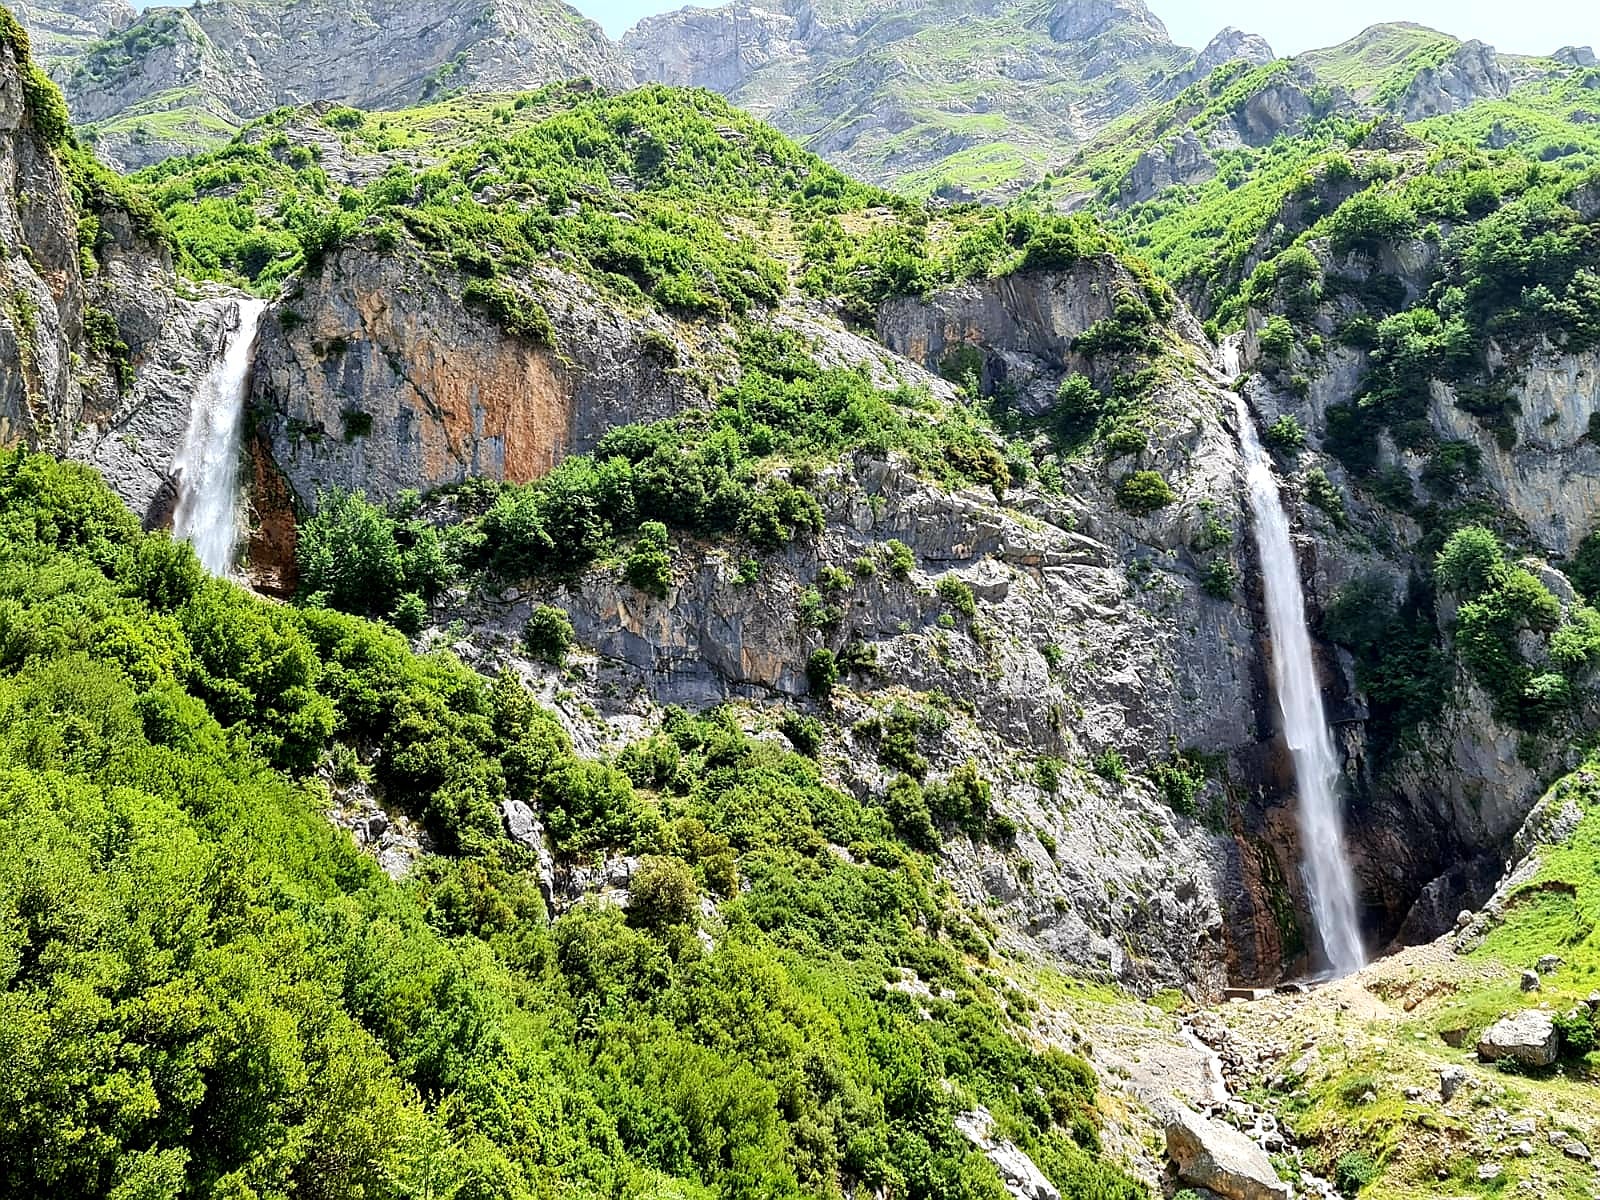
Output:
[297,488,405,617]
[628,856,699,929]
[1054,374,1105,439]
[937,576,977,618]
[1257,316,1295,362]
[1334,1149,1378,1195]
[1201,557,1238,600]
[1263,414,1306,453]
[624,520,672,598]
[524,604,576,664]
[1092,749,1127,785]
[1435,525,1505,597]
[779,711,824,756]
[805,648,839,698]
[1328,189,1418,258]
[885,539,916,579]
[1103,423,1147,457]
[1116,471,1176,515]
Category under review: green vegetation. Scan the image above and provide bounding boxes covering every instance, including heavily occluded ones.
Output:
[1435,526,1600,729]
[0,447,1144,1200]
[1116,471,1177,515]
[523,603,575,665]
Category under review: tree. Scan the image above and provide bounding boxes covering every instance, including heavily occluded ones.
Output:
[297,488,404,616]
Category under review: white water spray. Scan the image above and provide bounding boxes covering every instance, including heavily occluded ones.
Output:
[172,299,267,576]
[1221,340,1365,978]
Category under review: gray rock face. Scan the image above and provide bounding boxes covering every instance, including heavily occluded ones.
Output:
[59,0,632,168]
[1156,1097,1293,1200]
[1477,1009,1559,1067]
[1556,46,1597,69]
[251,241,699,509]
[9,0,131,65]
[1194,27,1275,75]
[623,0,1193,194]
[954,1108,1060,1200]
[622,2,809,94]
[1118,128,1216,204]
[1399,40,1510,121]
[1,35,212,470]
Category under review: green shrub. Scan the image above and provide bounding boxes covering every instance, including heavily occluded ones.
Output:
[1328,189,1418,258]
[805,648,839,698]
[1152,753,1208,817]
[1263,414,1306,453]
[624,520,672,599]
[627,856,699,929]
[1334,1149,1379,1195]
[937,576,977,618]
[779,711,824,757]
[1103,423,1148,457]
[1092,750,1127,785]
[1257,316,1295,361]
[885,539,916,579]
[1201,557,1238,600]
[1054,374,1106,439]
[1116,470,1176,515]
[524,604,576,664]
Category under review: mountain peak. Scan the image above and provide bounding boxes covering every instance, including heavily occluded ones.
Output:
[1044,0,1170,44]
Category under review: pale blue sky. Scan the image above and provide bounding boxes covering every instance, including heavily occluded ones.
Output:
[576,0,1597,58]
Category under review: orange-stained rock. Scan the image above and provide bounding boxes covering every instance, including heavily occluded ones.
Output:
[250,241,706,509]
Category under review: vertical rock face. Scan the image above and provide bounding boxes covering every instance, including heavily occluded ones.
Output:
[7,0,130,65]
[0,26,238,522]
[0,35,86,450]
[51,0,633,168]
[251,244,702,508]
[1399,39,1511,120]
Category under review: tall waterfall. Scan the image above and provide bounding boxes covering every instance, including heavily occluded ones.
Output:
[172,299,267,576]
[1221,341,1366,978]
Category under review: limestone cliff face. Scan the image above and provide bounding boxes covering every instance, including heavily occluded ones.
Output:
[877,260,1208,413]
[8,0,129,65]
[438,376,1261,993]
[54,0,632,168]
[251,242,702,509]
[0,33,214,471]
[1398,40,1510,121]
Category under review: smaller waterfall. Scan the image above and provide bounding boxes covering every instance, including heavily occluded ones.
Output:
[172,299,267,576]
[1221,340,1366,978]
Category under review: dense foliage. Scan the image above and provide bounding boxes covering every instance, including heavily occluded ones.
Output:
[0,448,1143,1200]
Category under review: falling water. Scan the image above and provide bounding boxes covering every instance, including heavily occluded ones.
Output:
[172,299,267,576]
[1220,340,1365,978]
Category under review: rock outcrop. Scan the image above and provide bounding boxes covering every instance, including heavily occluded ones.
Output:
[9,0,129,65]
[1,28,213,468]
[1193,27,1275,75]
[251,241,701,509]
[623,0,1195,193]
[1156,1097,1294,1200]
[1477,1009,1560,1067]
[1399,40,1511,121]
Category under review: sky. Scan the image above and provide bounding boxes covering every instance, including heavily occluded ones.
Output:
[573,0,1598,57]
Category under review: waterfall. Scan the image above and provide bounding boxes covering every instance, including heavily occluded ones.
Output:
[172,299,267,576]
[1221,340,1365,978]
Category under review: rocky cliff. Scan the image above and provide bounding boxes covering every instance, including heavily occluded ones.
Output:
[1,21,210,463]
[8,0,126,65]
[252,240,701,509]
[621,0,1237,195]
[46,0,631,167]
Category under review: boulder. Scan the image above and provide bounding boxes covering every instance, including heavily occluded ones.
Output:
[1437,1064,1467,1102]
[1477,1009,1559,1067]
[954,1108,1060,1200]
[1520,969,1541,992]
[1155,1098,1293,1200]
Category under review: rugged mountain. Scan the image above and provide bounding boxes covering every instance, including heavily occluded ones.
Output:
[7,0,128,65]
[0,8,231,467]
[9,3,1600,1197]
[622,0,1243,198]
[40,0,631,168]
